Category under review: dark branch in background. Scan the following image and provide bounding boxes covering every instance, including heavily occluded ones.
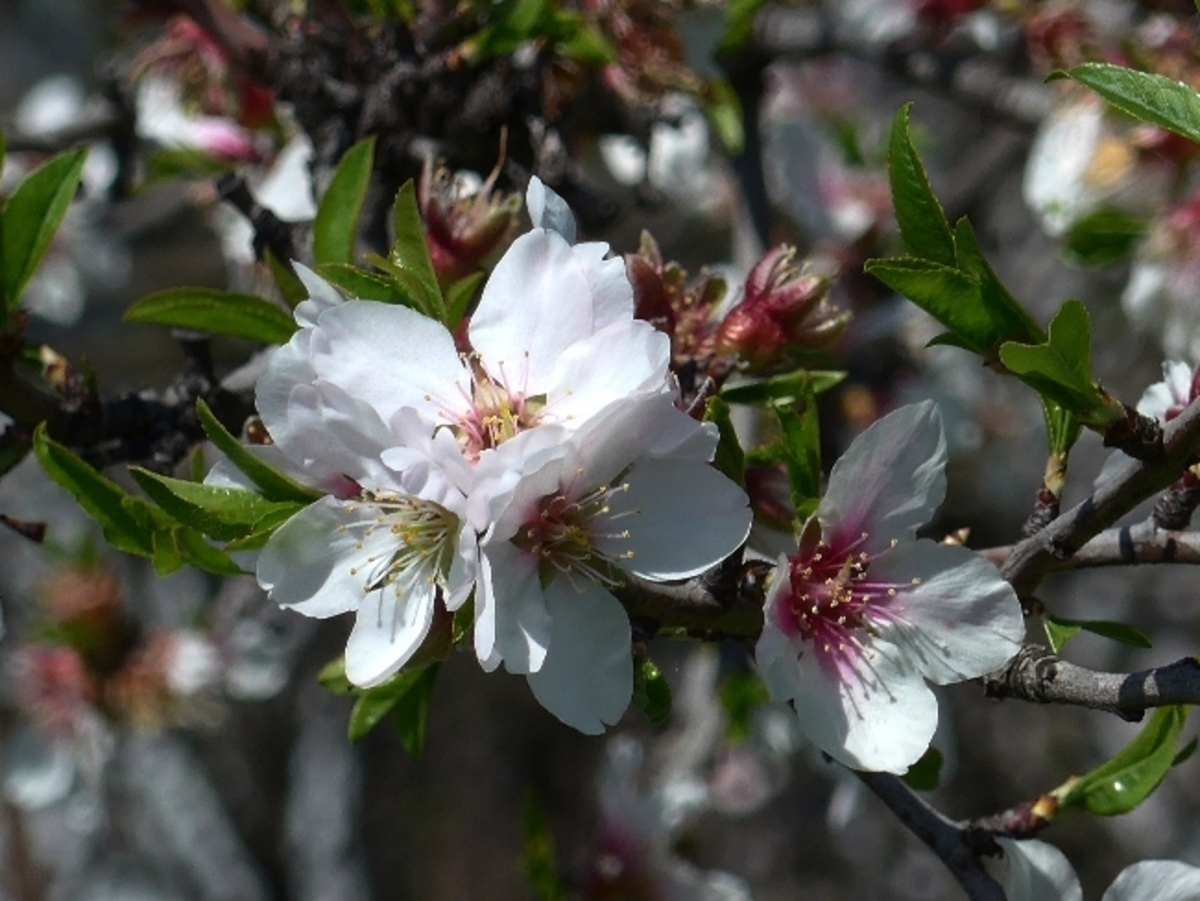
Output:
[216,172,299,264]
[1000,399,1200,598]
[985,646,1200,721]
[856,771,1005,901]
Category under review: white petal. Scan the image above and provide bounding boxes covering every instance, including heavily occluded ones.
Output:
[606,459,750,581]
[568,240,636,326]
[256,330,316,451]
[544,319,671,426]
[475,541,550,674]
[788,637,938,774]
[997,839,1082,901]
[292,263,345,327]
[820,401,946,549]
[344,578,437,687]
[470,230,632,395]
[1104,860,1200,901]
[526,176,577,243]
[1137,360,1194,419]
[257,497,388,618]
[308,300,467,428]
[283,381,397,487]
[873,541,1024,684]
[1023,100,1102,237]
[526,579,632,734]
[756,587,806,702]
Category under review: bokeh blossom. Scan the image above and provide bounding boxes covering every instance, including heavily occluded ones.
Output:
[755,402,1024,773]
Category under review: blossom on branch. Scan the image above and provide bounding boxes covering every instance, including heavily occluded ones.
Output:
[755,402,1025,773]
[997,838,1200,901]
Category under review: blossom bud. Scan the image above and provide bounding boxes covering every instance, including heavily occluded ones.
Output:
[714,246,848,372]
[418,160,521,285]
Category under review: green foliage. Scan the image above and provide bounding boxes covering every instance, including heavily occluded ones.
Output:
[865,258,994,354]
[348,663,440,754]
[523,793,568,901]
[315,262,419,306]
[718,0,769,55]
[2,147,87,315]
[1062,208,1147,267]
[465,0,614,63]
[887,104,956,267]
[951,218,1043,345]
[704,79,745,156]
[704,397,746,488]
[1057,705,1190,816]
[998,300,1125,429]
[385,180,447,321]
[444,270,485,330]
[720,668,770,741]
[902,747,944,791]
[632,658,672,725]
[720,369,846,407]
[1058,63,1200,145]
[1043,614,1152,654]
[195,399,321,505]
[128,468,304,543]
[125,288,298,345]
[768,393,822,525]
[313,137,376,266]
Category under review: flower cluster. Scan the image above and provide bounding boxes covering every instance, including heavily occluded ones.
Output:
[242,179,752,732]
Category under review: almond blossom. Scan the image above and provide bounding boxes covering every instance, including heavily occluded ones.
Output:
[997,838,1200,901]
[755,401,1025,773]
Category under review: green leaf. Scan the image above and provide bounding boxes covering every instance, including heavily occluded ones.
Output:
[1060,63,1200,145]
[865,258,992,354]
[33,425,154,557]
[1043,400,1083,457]
[631,658,672,725]
[391,663,439,756]
[1043,614,1152,654]
[1062,208,1146,267]
[195,399,321,505]
[704,397,746,487]
[718,0,769,54]
[264,249,309,306]
[444,270,484,330]
[887,105,956,267]
[523,793,568,901]
[554,12,615,63]
[129,467,303,542]
[314,262,417,305]
[125,288,297,344]
[1058,705,1190,816]
[999,300,1123,426]
[170,525,245,575]
[348,664,438,746]
[720,370,846,407]
[2,147,87,308]
[952,218,1044,344]
[313,137,376,266]
[773,397,821,524]
[719,668,770,741]
[317,657,355,696]
[389,180,446,322]
[902,747,944,791]
[704,79,745,156]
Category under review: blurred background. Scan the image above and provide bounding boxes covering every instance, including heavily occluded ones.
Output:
[2,0,1200,898]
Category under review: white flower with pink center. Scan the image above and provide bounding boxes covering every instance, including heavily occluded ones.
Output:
[755,401,1024,773]
[1137,360,1199,422]
[472,394,751,733]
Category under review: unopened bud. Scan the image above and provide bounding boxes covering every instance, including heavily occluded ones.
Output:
[714,246,848,372]
[419,160,520,285]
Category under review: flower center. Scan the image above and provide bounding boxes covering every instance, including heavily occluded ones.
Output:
[782,532,909,664]
[348,492,459,598]
[512,480,636,588]
[450,358,546,461]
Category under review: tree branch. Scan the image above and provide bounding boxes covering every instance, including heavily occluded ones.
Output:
[984,646,1200,720]
[980,519,1200,571]
[857,771,1005,901]
[1000,399,1200,598]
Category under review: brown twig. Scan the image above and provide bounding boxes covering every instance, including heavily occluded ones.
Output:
[980,519,1200,571]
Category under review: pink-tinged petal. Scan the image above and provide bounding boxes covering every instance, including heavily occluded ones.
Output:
[997,839,1082,901]
[470,230,630,394]
[756,583,805,701]
[605,459,750,581]
[526,177,577,243]
[871,541,1024,685]
[1137,360,1195,420]
[476,437,569,542]
[820,401,946,549]
[343,578,437,687]
[543,319,671,427]
[1104,861,1200,901]
[308,300,467,427]
[475,541,550,674]
[526,579,632,734]
[383,407,475,498]
[257,331,315,451]
[257,498,389,618]
[787,637,938,774]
